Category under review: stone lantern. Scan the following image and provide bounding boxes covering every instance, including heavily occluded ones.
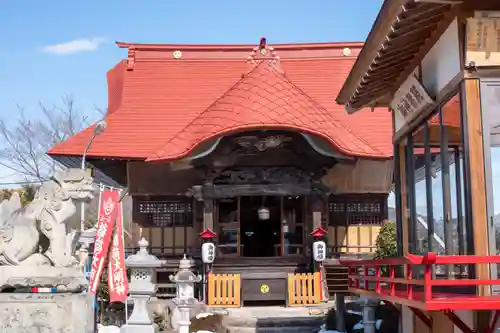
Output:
[170,254,202,333]
[121,237,166,333]
[77,227,97,275]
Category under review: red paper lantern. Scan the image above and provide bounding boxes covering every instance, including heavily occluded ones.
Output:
[310,226,328,238]
[199,228,217,239]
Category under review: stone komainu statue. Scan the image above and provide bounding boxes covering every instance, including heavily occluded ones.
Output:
[0,169,95,267]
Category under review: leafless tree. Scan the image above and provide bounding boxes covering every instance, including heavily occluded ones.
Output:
[0,96,136,240]
[0,95,103,182]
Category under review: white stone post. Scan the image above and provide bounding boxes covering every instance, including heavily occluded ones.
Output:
[170,254,202,333]
[358,296,379,333]
[121,238,166,333]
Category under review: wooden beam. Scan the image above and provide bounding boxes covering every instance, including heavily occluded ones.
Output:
[206,183,317,199]
[337,0,407,104]
[375,48,421,66]
[389,6,460,98]
[359,71,404,91]
[377,40,423,59]
[203,183,215,230]
[394,4,447,30]
[350,84,395,104]
[385,25,436,48]
[463,78,490,296]
[348,5,457,112]
[369,54,415,72]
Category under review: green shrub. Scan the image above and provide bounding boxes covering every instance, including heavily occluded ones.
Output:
[374,220,398,260]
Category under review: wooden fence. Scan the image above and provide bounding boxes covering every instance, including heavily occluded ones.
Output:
[208,273,241,307]
[287,272,322,306]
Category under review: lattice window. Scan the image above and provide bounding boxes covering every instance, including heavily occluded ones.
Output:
[328,202,346,226]
[328,195,386,226]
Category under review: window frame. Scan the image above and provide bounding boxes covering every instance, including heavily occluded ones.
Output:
[394,86,472,264]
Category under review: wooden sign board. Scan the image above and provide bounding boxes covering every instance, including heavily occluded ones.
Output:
[132,195,193,227]
[390,75,435,132]
[466,13,500,67]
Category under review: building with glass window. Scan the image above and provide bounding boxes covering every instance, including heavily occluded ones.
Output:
[337,1,500,332]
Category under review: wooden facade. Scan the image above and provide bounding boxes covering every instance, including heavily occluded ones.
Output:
[127,131,390,262]
[122,130,392,304]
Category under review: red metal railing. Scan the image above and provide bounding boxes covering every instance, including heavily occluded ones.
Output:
[340,253,500,311]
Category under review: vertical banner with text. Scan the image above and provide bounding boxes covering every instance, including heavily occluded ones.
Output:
[89,189,120,295]
[108,198,129,302]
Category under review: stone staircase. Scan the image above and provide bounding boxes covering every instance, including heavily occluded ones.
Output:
[324,264,349,299]
[216,304,331,333]
[224,316,324,333]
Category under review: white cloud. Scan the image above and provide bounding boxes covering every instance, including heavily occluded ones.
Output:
[41,37,106,55]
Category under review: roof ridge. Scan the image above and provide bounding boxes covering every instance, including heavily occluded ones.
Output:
[116,41,364,51]
[147,60,383,160]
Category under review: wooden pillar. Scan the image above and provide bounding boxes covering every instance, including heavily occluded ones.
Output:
[310,193,325,229]
[202,183,215,231]
[430,312,453,333]
[462,78,490,293]
[398,142,409,256]
[462,78,495,331]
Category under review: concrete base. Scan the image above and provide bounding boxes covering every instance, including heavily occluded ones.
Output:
[120,323,159,333]
[0,292,94,333]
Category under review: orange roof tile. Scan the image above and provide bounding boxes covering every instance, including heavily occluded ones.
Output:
[148,60,382,161]
[48,42,393,160]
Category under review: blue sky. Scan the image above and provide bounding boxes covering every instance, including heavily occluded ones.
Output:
[1,1,497,217]
[0,0,384,183]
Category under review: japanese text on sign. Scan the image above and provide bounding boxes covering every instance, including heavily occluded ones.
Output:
[390,74,434,131]
[89,190,119,294]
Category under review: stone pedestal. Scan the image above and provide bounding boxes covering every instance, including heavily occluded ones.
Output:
[358,296,379,333]
[0,266,93,333]
[0,290,93,333]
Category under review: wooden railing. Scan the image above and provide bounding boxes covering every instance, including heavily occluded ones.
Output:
[340,253,500,311]
[208,273,241,307]
[327,245,377,257]
[287,272,322,306]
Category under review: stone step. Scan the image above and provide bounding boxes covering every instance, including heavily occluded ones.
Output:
[208,304,332,333]
[226,326,319,333]
[223,316,324,328]
[225,317,323,333]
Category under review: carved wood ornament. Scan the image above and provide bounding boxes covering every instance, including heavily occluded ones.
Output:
[212,167,314,185]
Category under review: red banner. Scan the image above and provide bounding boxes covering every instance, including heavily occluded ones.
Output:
[108,200,129,302]
[89,189,119,295]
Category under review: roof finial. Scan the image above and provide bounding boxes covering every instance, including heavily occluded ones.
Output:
[259,37,267,52]
[247,36,281,69]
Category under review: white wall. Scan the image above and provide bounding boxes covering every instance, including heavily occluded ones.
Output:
[421,19,461,97]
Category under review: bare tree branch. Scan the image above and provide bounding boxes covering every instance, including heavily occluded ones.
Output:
[0,96,133,235]
[0,95,100,182]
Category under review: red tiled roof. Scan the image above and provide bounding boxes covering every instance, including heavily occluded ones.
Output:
[48,42,393,160]
[148,60,383,161]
